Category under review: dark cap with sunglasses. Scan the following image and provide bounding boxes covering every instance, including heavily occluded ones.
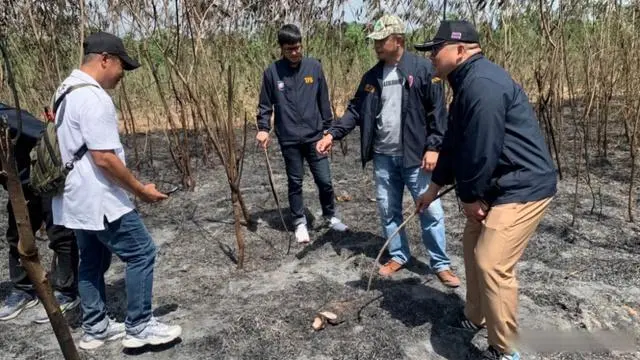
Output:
[414,20,480,52]
[83,32,140,71]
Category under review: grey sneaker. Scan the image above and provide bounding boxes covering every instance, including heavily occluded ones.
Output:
[0,290,39,321]
[33,291,80,324]
[121,317,182,348]
[78,319,126,350]
[328,217,348,232]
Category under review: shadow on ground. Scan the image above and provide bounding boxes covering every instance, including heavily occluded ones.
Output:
[252,207,319,232]
[347,277,482,360]
[122,337,183,356]
[292,226,436,279]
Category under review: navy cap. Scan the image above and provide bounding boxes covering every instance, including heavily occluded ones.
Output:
[83,32,140,71]
[415,20,480,51]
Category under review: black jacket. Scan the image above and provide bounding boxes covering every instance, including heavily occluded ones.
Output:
[256,57,333,146]
[327,51,447,169]
[432,53,558,205]
[0,104,45,189]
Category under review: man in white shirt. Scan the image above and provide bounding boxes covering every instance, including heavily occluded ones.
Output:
[53,31,181,350]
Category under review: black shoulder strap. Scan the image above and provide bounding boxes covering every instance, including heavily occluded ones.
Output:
[51,83,99,166]
[52,83,99,113]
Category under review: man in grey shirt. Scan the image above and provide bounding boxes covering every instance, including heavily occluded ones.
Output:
[317,15,459,287]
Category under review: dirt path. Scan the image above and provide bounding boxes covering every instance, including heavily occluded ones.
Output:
[0,130,638,360]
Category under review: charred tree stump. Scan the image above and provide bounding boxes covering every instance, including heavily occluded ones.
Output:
[311,294,381,331]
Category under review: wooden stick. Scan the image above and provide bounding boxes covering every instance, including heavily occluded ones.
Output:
[263,147,293,255]
[366,185,456,291]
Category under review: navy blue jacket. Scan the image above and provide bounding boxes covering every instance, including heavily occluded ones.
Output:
[256,57,333,146]
[327,51,447,169]
[432,54,558,205]
[0,103,45,188]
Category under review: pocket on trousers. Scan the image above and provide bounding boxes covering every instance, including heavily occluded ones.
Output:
[483,203,518,231]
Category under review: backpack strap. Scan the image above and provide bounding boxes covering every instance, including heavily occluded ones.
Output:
[51,83,100,167]
[52,83,99,114]
[68,143,88,169]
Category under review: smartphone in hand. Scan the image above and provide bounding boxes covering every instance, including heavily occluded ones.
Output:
[161,185,180,196]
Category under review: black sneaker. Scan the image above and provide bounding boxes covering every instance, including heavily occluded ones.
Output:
[448,314,485,332]
[481,345,521,360]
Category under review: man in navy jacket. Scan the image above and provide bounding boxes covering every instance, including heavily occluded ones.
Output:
[317,14,460,288]
[415,20,557,360]
[256,24,348,243]
[0,104,79,324]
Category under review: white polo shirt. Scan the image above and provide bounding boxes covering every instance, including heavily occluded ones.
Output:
[52,69,135,231]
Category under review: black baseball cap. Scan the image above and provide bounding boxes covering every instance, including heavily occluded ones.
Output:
[83,32,140,71]
[415,20,480,52]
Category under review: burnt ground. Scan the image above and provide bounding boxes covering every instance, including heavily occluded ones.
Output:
[0,127,638,360]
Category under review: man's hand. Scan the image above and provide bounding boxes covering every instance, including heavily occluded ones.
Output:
[462,201,488,222]
[256,131,270,150]
[316,134,333,155]
[422,151,439,172]
[139,184,168,203]
[415,184,441,213]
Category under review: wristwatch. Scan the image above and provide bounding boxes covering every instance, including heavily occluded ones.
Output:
[323,130,331,136]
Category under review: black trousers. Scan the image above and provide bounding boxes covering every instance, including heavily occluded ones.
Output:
[280,140,336,226]
[6,186,78,298]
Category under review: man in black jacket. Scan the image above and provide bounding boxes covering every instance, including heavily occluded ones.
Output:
[316,14,460,287]
[0,104,79,324]
[256,24,348,243]
[415,20,558,360]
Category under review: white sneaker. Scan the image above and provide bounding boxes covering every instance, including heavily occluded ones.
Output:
[121,317,182,349]
[295,224,310,243]
[328,217,348,232]
[78,319,126,350]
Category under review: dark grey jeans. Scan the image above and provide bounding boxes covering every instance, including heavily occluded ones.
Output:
[6,186,78,298]
[280,140,336,226]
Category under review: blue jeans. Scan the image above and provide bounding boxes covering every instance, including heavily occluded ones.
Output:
[74,210,156,336]
[373,154,450,272]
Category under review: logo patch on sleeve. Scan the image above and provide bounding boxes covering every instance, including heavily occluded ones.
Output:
[304,76,314,84]
[432,77,442,83]
[277,81,285,91]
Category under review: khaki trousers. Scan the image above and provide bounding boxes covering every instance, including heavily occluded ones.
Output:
[462,197,553,353]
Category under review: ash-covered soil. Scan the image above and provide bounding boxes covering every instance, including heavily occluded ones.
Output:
[0,127,638,360]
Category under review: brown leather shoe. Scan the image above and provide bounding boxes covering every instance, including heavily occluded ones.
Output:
[436,269,461,288]
[378,260,403,277]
